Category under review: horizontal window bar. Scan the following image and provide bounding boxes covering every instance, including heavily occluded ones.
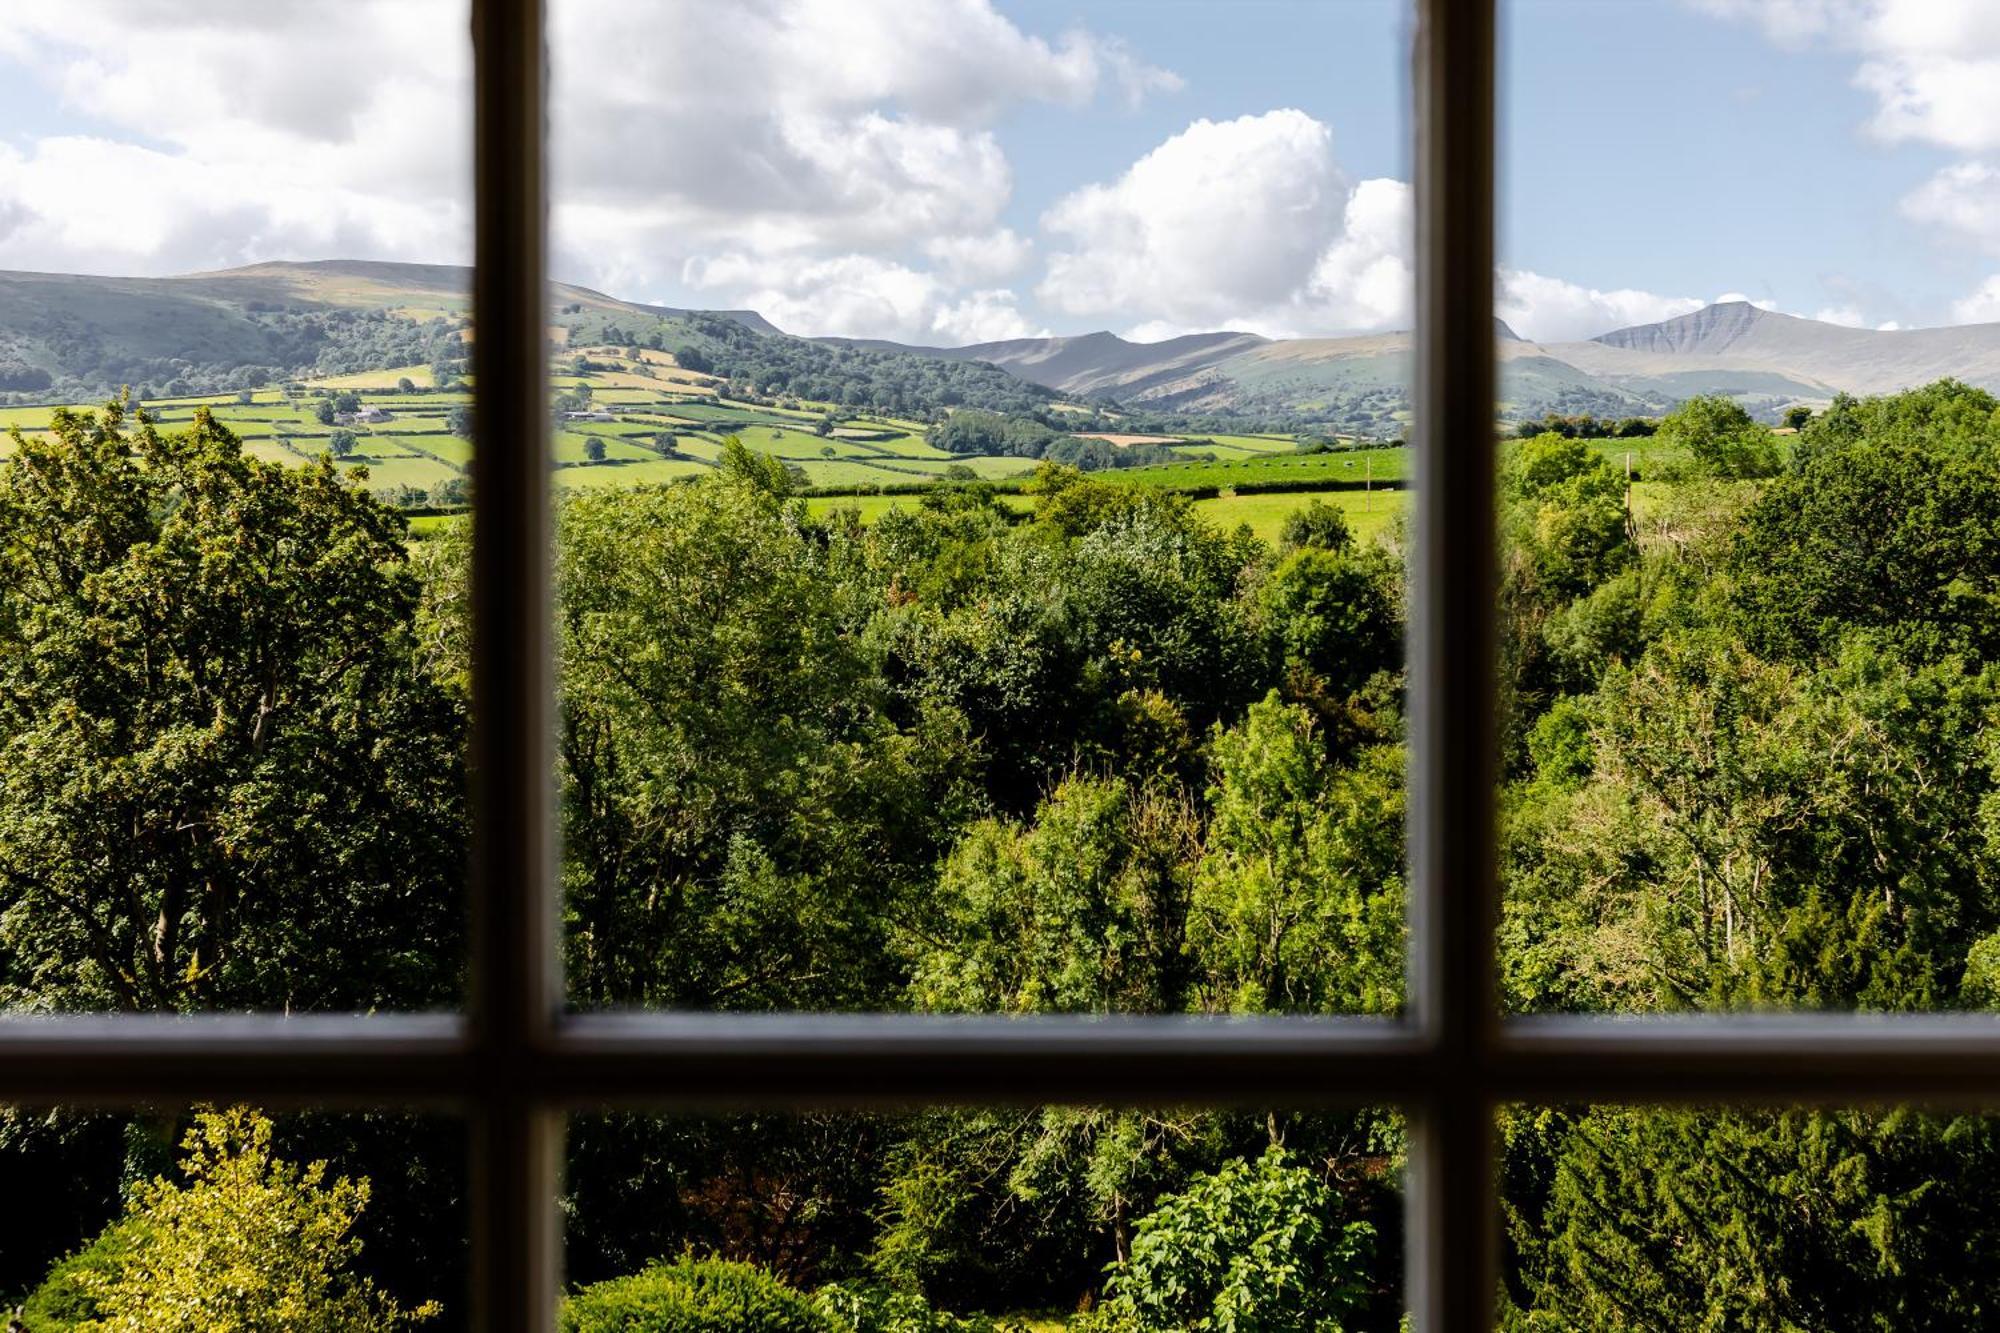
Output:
[3,1011,2000,1106]
[545,1013,1429,1107]
[1497,1014,2000,1105]
[0,1013,467,1105]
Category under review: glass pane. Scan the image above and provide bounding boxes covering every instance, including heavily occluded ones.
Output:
[1498,0,2000,1014]
[548,0,1413,1014]
[0,4,472,1012]
[564,1107,1402,1328]
[1504,1104,2000,1326]
[0,1105,465,1325]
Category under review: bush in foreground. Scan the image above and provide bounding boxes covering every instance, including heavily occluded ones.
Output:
[560,1257,833,1332]
[24,1107,436,1331]
[1080,1148,1374,1332]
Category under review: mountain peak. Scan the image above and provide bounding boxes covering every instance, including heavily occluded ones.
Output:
[1592,300,1792,356]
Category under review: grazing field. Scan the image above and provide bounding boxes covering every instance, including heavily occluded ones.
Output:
[554,458,711,488]
[1195,486,1408,545]
[806,493,1036,525]
[0,351,1052,498]
[1101,447,1410,491]
[312,365,433,389]
[0,348,1512,550]
[806,484,1407,548]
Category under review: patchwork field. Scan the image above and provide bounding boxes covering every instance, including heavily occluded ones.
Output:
[4,343,1664,553]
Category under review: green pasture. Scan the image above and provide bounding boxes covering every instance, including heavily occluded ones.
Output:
[804,485,1407,549]
[931,455,1041,479]
[338,455,460,491]
[554,458,711,488]
[793,457,929,487]
[805,493,1036,525]
[1194,487,1408,546]
[1102,447,1410,490]
[383,434,472,468]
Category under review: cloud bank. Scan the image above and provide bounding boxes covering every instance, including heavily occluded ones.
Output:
[0,0,1877,347]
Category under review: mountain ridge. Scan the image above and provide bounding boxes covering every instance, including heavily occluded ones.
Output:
[6,259,2000,425]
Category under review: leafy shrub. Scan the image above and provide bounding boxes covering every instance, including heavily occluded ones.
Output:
[23,1107,436,1332]
[19,1222,138,1329]
[813,1282,1026,1332]
[561,1257,833,1332]
[1082,1149,1374,1333]
[1656,394,1779,479]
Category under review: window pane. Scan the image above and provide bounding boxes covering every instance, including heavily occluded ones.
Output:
[548,0,1413,1015]
[0,1105,465,1325]
[563,1107,1403,1328]
[1503,1104,2000,1326]
[0,4,472,1012]
[1498,0,2000,1014]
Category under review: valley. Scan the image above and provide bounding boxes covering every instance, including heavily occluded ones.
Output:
[8,257,1960,549]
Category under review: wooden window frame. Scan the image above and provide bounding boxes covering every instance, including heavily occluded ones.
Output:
[4,3,1999,1328]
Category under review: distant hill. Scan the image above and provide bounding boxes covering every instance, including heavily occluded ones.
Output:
[831,308,1852,427]
[852,303,2000,426]
[1579,300,2000,397]
[8,260,2000,427]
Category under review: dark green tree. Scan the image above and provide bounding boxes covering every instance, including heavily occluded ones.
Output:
[0,401,464,1013]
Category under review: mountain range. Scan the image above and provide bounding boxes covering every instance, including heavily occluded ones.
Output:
[8,259,2000,425]
[850,301,2000,425]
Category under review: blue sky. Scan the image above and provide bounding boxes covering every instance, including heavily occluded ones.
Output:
[1,1,1997,343]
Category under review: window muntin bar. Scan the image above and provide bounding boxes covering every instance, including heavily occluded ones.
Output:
[467,0,560,1327]
[1406,0,1500,1327]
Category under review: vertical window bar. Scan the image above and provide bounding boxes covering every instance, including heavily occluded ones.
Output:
[469,0,561,1328]
[1407,0,1499,1328]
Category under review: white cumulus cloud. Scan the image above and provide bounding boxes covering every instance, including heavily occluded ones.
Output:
[0,0,1177,340]
[1950,275,2000,323]
[1498,269,1706,343]
[1693,0,2000,152]
[1900,161,2000,253]
[923,230,1035,286]
[0,0,470,274]
[683,252,1044,344]
[1034,108,1725,344]
[1037,110,1409,338]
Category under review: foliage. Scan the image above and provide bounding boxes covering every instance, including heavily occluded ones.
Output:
[1513,412,1658,440]
[1276,499,1353,554]
[0,401,463,1013]
[813,1283,1025,1333]
[1729,437,2000,662]
[20,371,2000,1327]
[1655,395,1780,479]
[911,776,1197,1014]
[1083,1149,1375,1333]
[929,410,1070,459]
[1505,1107,2000,1330]
[1190,697,1404,1014]
[546,447,969,1010]
[611,311,1054,419]
[27,1107,437,1332]
[560,1257,832,1333]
